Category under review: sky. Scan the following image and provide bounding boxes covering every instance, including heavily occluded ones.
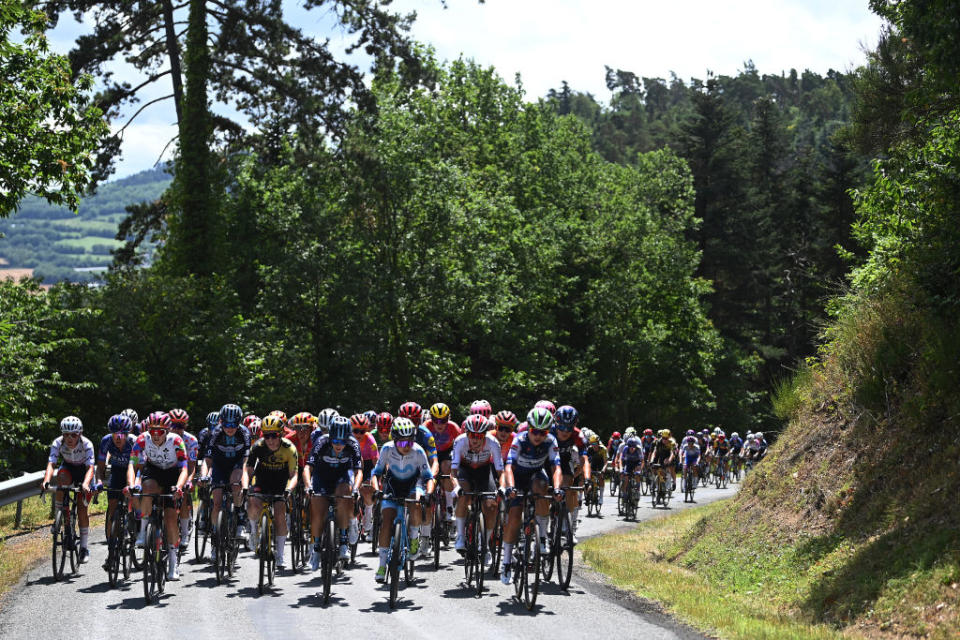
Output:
[48,0,886,180]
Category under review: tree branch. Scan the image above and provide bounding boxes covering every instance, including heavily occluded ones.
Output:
[117,94,175,136]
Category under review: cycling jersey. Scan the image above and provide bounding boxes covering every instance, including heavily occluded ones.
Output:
[372,441,433,505]
[607,438,622,458]
[174,430,199,462]
[506,431,561,473]
[729,436,743,453]
[450,434,504,471]
[49,435,96,467]
[131,433,188,470]
[681,444,701,466]
[197,427,212,457]
[97,434,135,468]
[203,426,251,467]
[415,424,438,463]
[425,419,461,452]
[306,435,362,473]
[247,437,298,483]
[618,440,644,463]
[586,444,607,471]
[355,432,379,462]
[283,427,312,468]
[497,435,514,463]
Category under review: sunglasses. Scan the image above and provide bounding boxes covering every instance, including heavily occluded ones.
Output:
[64,432,80,438]
[467,431,485,438]
[149,428,167,437]
[352,429,365,435]
[556,425,573,432]
[395,439,413,448]
[222,423,239,429]
[331,438,345,446]
[496,426,513,433]
[529,429,548,436]
[264,433,280,439]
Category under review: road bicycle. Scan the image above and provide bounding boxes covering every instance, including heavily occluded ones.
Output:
[583,477,600,517]
[289,481,310,571]
[42,484,88,581]
[137,489,177,605]
[193,481,213,561]
[714,456,729,489]
[487,492,506,578]
[316,494,356,605]
[543,486,580,590]
[430,474,452,570]
[252,491,287,595]
[508,491,550,611]
[461,490,497,596]
[212,482,243,585]
[103,490,133,587]
[384,495,421,609]
[683,464,698,503]
[650,464,672,508]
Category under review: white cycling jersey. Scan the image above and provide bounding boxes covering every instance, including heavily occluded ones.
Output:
[48,435,95,466]
[450,434,504,471]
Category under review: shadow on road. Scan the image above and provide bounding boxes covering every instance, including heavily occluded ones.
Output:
[105,593,173,610]
[494,599,554,616]
[289,592,351,608]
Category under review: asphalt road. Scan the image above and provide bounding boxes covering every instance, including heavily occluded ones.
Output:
[0,481,738,639]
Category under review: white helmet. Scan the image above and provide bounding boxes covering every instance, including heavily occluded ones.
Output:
[60,416,83,433]
[316,408,339,433]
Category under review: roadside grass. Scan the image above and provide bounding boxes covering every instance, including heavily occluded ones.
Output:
[580,500,857,640]
[0,494,108,603]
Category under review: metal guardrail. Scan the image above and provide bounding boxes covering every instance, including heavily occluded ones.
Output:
[0,471,46,528]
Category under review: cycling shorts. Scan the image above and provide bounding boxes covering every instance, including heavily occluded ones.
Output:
[312,469,354,497]
[211,459,244,485]
[56,462,89,487]
[107,466,127,497]
[437,447,453,465]
[249,483,287,502]
[457,464,497,494]
[509,468,548,507]
[622,459,641,474]
[381,476,424,511]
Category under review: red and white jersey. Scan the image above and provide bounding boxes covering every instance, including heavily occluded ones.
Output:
[131,432,187,470]
[450,434,504,471]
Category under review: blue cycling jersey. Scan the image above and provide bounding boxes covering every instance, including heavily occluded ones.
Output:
[98,433,135,468]
[506,431,561,472]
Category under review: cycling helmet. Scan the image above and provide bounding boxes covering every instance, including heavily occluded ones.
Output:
[350,413,370,431]
[261,414,284,434]
[494,410,518,429]
[731,432,739,438]
[611,431,621,439]
[147,411,171,429]
[526,407,554,432]
[168,408,189,427]
[316,408,339,432]
[219,403,243,426]
[660,429,671,438]
[429,403,451,421]
[398,402,422,421]
[376,412,393,434]
[363,410,378,425]
[713,427,722,435]
[533,400,556,416]
[581,428,594,441]
[291,412,315,428]
[463,414,489,434]
[206,411,220,428]
[391,416,417,440]
[248,417,262,435]
[107,414,133,434]
[330,416,351,441]
[120,408,139,425]
[624,427,637,437]
[686,429,696,436]
[755,432,764,439]
[588,433,600,445]
[60,415,83,433]
[555,405,579,428]
[643,428,654,437]
[469,400,492,418]
[268,410,288,424]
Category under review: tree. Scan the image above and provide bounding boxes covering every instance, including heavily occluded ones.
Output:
[0,2,106,216]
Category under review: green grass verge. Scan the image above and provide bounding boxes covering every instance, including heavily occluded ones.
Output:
[580,500,857,640]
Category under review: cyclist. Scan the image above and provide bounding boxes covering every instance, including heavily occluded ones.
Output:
[303,415,363,568]
[374,412,393,447]
[711,433,731,481]
[398,402,440,552]
[493,410,518,463]
[350,413,380,539]
[370,417,435,582]
[199,403,251,555]
[42,416,96,563]
[243,414,298,570]
[424,402,461,527]
[197,411,219,461]
[648,429,677,493]
[607,431,622,460]
[284,411,316,469]
[553,405,590,542]
[451,414,503,564]
[168,408,198,552]
[585,433,608,510]
[96,414,136,556]
[616,434,644,500]
[128,412,188,580]
[500,407,562,585]
[680,433,701,491]
[243,414,261,441]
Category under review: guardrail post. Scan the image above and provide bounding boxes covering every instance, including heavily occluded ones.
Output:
[15,500,23,528]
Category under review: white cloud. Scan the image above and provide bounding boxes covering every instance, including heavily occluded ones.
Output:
[110,122,179,179]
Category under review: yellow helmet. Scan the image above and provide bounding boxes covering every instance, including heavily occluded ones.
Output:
[261,415,285,434]
[429,403,451,420]
[588,433,599,445]
[660,429,671,438]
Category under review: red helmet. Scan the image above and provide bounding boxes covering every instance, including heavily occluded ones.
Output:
[612,431,621,439]
[398,402,422,421]
[376,412,394,434]
[350,413,370,432]
[469,400,492,418]
[168,408,189,427]
[494,410,518,429]
[534,400,556,416]
[242,414,260,429]
[147,411,171,430]
[267,410,288,425]
[643,428,654,436]
[463,414,489,434]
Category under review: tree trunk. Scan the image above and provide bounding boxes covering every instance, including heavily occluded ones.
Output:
[161,0,184,127]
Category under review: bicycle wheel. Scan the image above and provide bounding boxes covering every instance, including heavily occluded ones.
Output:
[431,503,442,570]
[194,500,206,560]
[617,486,625,515]
[322,517,335,604]
[463,511,476,584]
[512,539,524,600]
[489,506,503,577]
[388,521,401,609]
[522,521,541,611]
[258,513,270,595]
[107,511,123,587]
[215,510,227,585]
[541,507,555,582]
[475,519,487,596]
[142,521,158,604]
[226,507,238,578]
[119,512,130,580]
[51,510,66,581]
[555,507,574,591]
[290,504,302,571]
[67,508,79,575]
[371,504,382,556]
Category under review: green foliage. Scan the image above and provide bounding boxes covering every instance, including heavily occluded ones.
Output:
[0,2,107,216]
[0,280,93,477]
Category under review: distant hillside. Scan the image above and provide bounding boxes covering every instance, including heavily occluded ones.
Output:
[0,167,172,282]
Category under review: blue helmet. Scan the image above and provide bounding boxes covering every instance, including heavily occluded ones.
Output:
[108,414,133,434]
[206,411,220,428]
[555,405,579,429]
[330,416,351,442]
[219,403,243,427]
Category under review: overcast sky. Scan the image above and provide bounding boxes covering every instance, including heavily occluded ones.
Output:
[50,0,886,180]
